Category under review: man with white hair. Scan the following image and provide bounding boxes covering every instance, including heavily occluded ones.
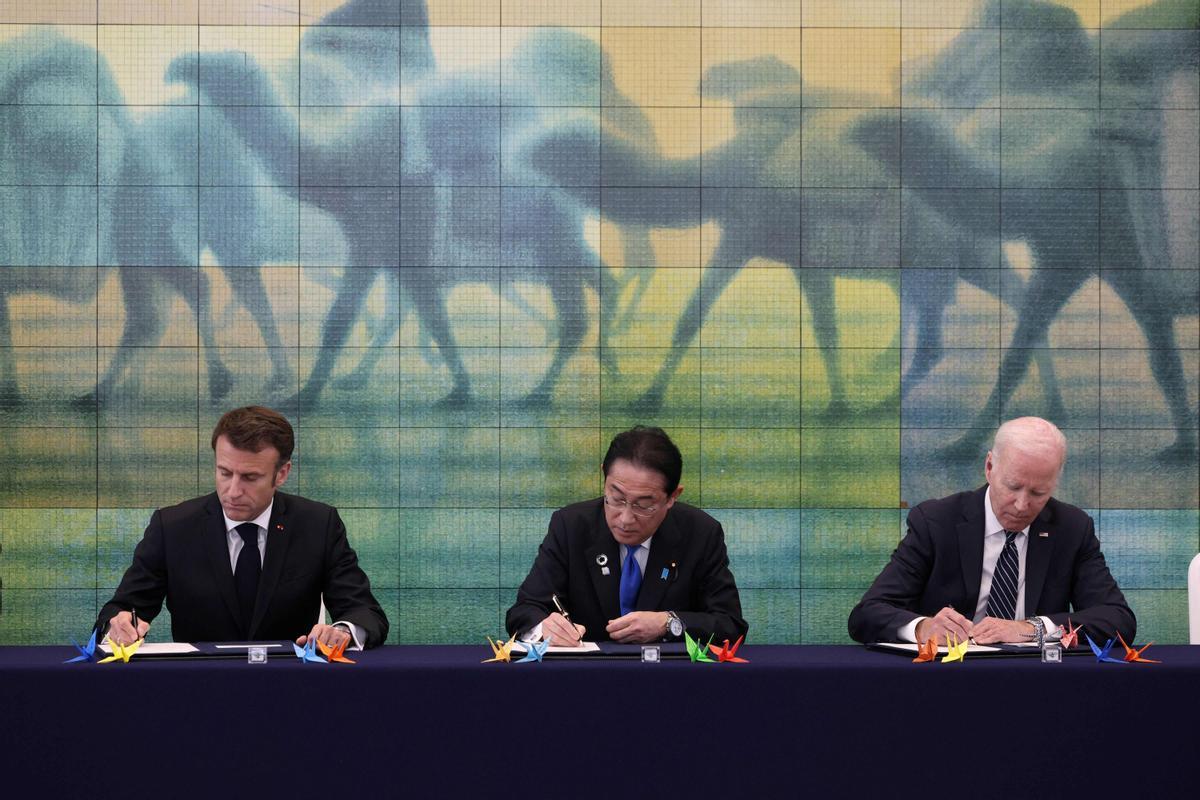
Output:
[849,417,1134,645]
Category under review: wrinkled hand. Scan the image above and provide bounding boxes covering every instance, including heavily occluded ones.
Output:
[106,611,150,646]
[970,617,1035,645]
[540,612,586,646]
[296,623,352,649]
[914,607,973,645]
[606,611,668,643]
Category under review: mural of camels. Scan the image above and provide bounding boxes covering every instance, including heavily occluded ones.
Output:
[173,25,657,410]
[526,55,1058,418]
[0,28,233,410]
[852,0,1199,456]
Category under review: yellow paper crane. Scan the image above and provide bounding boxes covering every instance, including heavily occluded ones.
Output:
[482,634,516,664]
[940,633,968,664]
[98,638,143,664]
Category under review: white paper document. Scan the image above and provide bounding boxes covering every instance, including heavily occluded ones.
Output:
[99,642,200,655]
[510,640,600,654]
[872,641,1002,654]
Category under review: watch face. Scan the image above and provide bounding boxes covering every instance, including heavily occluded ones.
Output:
[669,618,683,636]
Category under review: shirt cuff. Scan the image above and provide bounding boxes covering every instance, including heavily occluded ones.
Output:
[1039,616,1061,641]
[332,620,366,651]
[519,622,544,643]
[898,617,924,644]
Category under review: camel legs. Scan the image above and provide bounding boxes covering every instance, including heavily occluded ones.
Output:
[634,250,743,412]
[0,293,19,408]
[1108,271,1197,457]
[223,268,293,395]
[945,264,1088,456]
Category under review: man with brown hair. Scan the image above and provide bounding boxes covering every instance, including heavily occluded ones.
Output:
[98,406,388,648]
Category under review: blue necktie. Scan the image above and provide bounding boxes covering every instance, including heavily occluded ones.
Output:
[234,523,261,636]
[985,530,1020,620]
[619,544,643,617]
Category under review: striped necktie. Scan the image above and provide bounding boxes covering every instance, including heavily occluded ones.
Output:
[985,530,1020,620]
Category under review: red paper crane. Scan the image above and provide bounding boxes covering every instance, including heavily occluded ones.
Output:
[1117,632,1160,664]
[708,635,749,663]
[1060,618,1082,650]
[912,638,938,663]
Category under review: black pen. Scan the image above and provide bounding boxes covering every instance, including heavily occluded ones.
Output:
[551,594,580,646]
[130,609,141,642]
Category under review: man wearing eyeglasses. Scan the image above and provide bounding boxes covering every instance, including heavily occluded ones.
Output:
[505,426,748,644]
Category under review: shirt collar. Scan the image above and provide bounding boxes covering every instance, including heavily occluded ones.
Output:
[983,486,1028,538]
[223,500,274,536]
[625,536,653,554]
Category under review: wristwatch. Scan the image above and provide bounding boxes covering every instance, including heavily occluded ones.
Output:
[665,611,685,638]
[1024,617,1046,648]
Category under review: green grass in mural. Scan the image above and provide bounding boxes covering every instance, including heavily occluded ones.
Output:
[397,508,499,588]
[800,509,905,588]
[715,508,801,588]
[395,588,503,644]
[341,508,400,590]
[1122,590,1190,645]
[1096,509,1200,590]
[801,589,863,644]
[739,588,802,644]
[499,508,555,588]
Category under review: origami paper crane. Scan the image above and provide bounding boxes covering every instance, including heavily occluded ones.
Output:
[317,639,357,664]
[482,634,516,664]
[1060,618,1082,650]
[515,637,551,664]
[1085,634,1125,664]
[912,637,938,663]
[941,633,968,663]
[684,631,716,663]
[64,630,100,664]
[708,635,749,663]
[1117,632,1160,664]
[98,637,143,664]
[293,638,328,664]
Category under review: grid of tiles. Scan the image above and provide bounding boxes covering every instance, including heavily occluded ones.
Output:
[0,1,1197,645]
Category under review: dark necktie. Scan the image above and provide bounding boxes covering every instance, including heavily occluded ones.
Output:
[234,522,261,636]
[985,530,1020,620]
[619,544,643,617]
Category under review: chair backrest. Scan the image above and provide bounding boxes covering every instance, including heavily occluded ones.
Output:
[1189,553,1200,644]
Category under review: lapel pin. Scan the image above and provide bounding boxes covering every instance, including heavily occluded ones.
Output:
[276,524,284,531]
[1038,531,1049,537]
[601,566,610,575]
[660,567,669,580]
[595,554,608,567]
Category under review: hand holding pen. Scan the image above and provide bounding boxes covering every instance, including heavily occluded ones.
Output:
[544,594,586,646]
[107,608,149,646]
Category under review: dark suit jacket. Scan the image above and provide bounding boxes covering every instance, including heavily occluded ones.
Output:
[505,499,748,643]
[97,491,389,647]
[848,486,1135,644]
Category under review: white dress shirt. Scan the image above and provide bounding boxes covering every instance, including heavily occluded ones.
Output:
[223,500,365,650]
[899,488,1059,643]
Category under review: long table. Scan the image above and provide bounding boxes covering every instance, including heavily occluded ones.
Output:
[3,645,1196,798]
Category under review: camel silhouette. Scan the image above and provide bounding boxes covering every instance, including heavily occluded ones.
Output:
[852,0,1199,456]
[527,55,1052,418]
[0,28,233,410]
[173,24,655,410]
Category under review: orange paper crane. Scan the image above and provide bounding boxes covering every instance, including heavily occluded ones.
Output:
[912,638,938,663]
[1060,618,1082,650]
[941,633,968,664]
[1117,632,1160,664]
[318,639,357,664]
[708,635,749,663]
[482,634,516,664]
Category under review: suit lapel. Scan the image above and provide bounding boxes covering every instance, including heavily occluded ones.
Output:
[203,495,244,631]
[637,512,679,612]
[957,487,987,616]
[1024,503,1056,616]
[250,492,291,638]
[585,508,621,623]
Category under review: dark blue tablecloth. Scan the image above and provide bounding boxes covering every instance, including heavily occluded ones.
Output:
[3,644,1196,799]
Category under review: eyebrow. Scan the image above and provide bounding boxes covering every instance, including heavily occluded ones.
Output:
[607,482,660,501]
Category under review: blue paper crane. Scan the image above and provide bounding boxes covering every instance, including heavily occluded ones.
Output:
[515,637,551,664]
[293,638,328,664]
[1086,634,1126,665]
[63,630,99,664]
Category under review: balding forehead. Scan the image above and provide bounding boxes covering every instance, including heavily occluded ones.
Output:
[993,417,1066,461]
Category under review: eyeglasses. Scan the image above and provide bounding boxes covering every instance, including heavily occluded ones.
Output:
[603,493,661,518]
